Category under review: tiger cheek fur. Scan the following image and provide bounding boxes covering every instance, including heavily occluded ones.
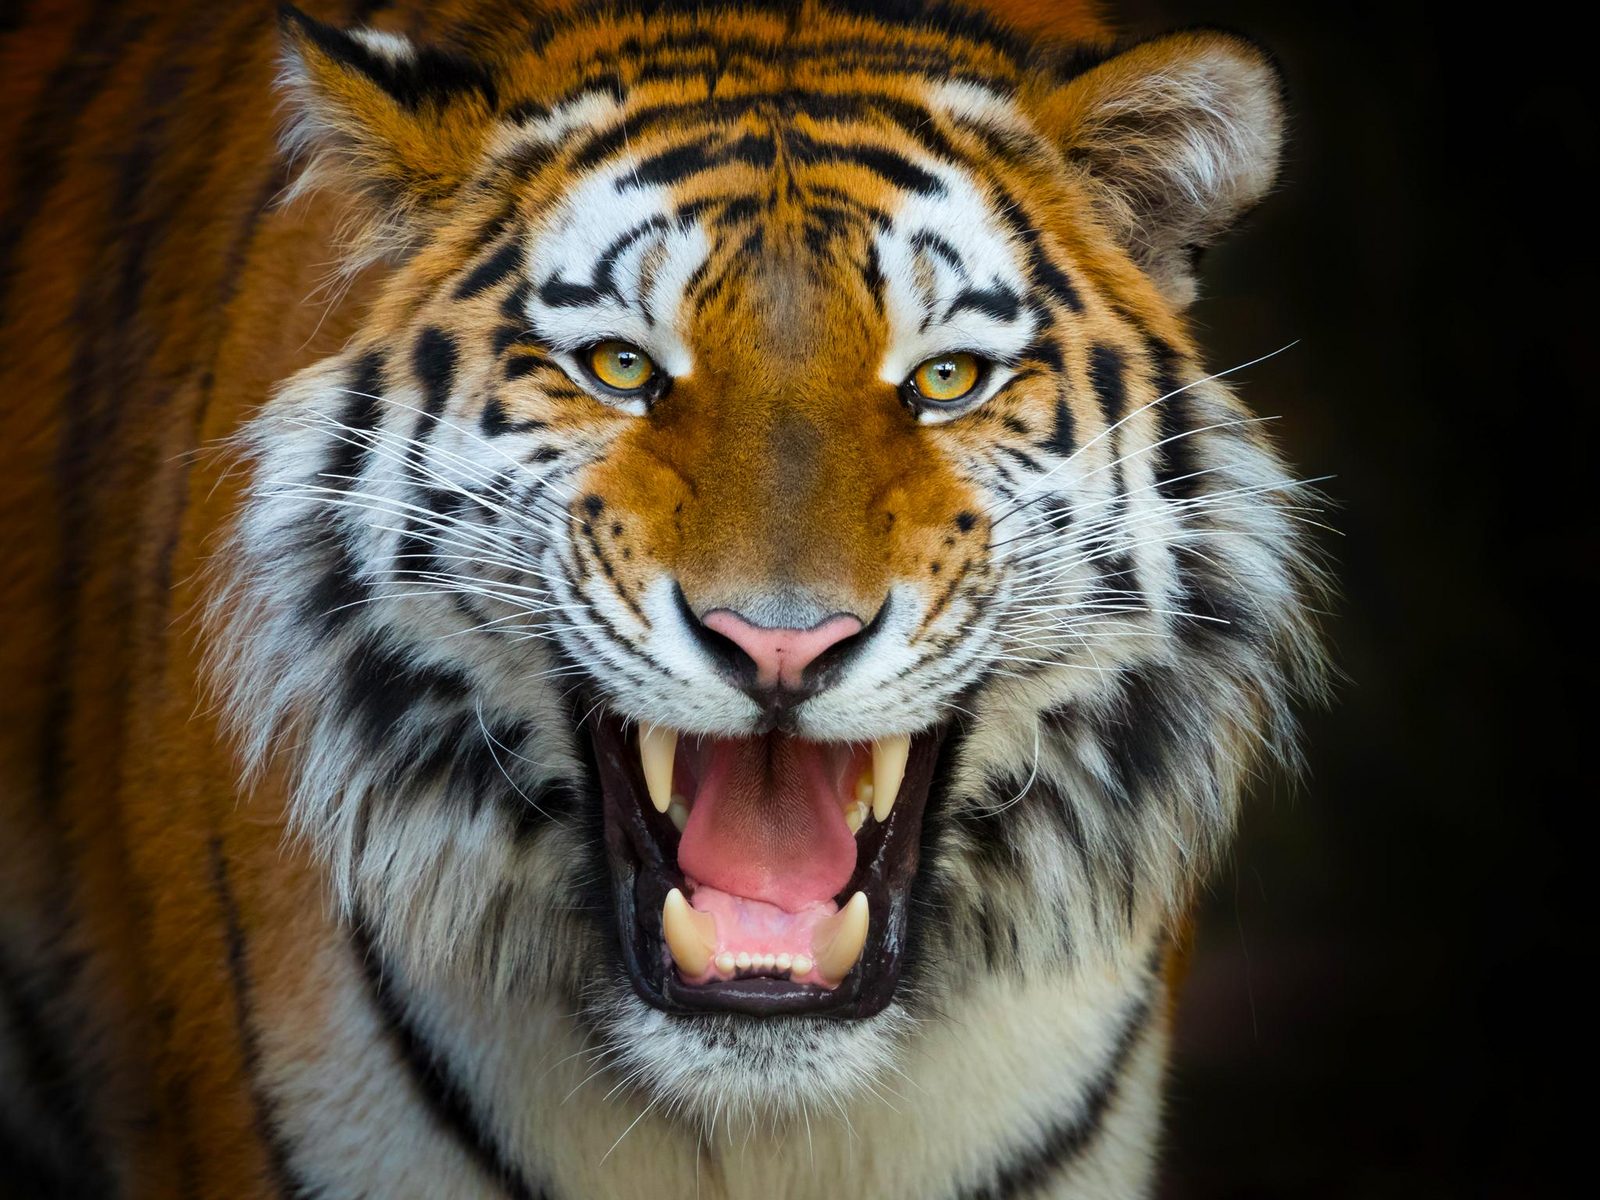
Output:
[0,2,1328,1197]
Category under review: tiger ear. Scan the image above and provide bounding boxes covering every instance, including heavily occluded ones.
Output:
[277,5,499,262]
[1033,30,1286,306]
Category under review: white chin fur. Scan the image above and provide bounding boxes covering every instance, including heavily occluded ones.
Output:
[588,990,916,1129]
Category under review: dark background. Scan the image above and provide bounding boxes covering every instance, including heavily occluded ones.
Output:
[1113,2,1586,1196]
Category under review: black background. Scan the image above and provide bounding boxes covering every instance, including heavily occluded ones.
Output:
[1114,2,1585,1196]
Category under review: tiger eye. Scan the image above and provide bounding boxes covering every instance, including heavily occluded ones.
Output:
[588,341,655,391]
[911,353,981,403]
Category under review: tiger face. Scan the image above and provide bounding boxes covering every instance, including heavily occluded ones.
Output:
[216,2,1324,1125]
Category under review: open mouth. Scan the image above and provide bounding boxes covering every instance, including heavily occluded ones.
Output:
[587,710,949,1018]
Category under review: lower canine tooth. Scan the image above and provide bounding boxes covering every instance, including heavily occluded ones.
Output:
[812,891,870,984]
[662,888,716,977]
[668,795,690,832]
[843,801,867,834]
[872,734,910,823]
[639,723,677,814]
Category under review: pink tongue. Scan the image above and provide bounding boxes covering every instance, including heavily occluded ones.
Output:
[675,735,857,912]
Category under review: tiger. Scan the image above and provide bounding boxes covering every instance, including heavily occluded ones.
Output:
[0,0,1329,1196]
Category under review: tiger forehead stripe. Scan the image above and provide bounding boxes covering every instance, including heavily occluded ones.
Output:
[518,7,1036,97]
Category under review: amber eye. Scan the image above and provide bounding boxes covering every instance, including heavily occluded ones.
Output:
[586,341,656,392]
[908,353,983,405]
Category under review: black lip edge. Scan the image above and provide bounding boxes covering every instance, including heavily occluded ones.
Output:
[587,708,951,1019]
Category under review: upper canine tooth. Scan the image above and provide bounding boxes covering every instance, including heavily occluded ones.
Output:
[662,888,717,977]
[667,795,690,832]
[639,723,677,815]
[812,892,870,984]
[871,734,910,823]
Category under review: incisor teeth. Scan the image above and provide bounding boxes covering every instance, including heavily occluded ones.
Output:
[812,891,870,984]
[662,888,716,977]
[871,734,910,823]
[639,723,677,815]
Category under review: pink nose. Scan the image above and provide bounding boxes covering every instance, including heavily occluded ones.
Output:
[701,611,863,691]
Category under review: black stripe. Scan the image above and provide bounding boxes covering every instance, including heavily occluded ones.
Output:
[341,632,471,747]
[399,329,458,586]
[151,159,291,614]
[956,990,1154,1200]
[524,1,1030,64]
[504,353,556,380]
[989,184,1082,313]
[349,917,546,1200]
[911,229,967,274]
[299,513,371,636]
[534,217,673,312]
[371,700,578,838]
[209,838,314,1199]
[491,324,534,356]
[566,84,970,171]
[454,240,525,300]
[998,444,1043,473]
[1097,549,1142,607]
[1042,387,1075,458]
[1173,545,1254,645]
[787,132,945,195]
[327,350,387,481]
[1088,344,1126,426]
[0,948,114,1196]
[1147,338,1200,501]
[809,183,892,230]
[0,2,149,314]
[862,240,887,313]
[412,326,459,425]
[594,216,671,293]
[500,279,533,322]
[947,284,1020,322]
[1099,664,1204,803]
[537,277,610,308]
[481,394,546,437]
[620,131,778,189]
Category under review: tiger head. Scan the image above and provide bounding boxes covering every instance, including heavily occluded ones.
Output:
[215,1,1325,1126]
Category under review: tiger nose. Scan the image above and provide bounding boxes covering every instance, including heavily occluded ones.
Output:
[700,610,864,692]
